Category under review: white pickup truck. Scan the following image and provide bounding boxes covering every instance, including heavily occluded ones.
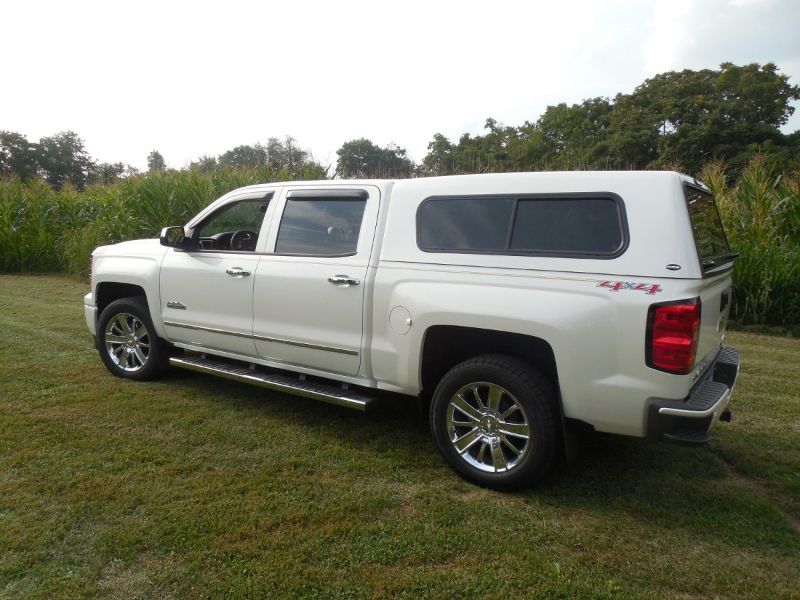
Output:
[85,171,740,489]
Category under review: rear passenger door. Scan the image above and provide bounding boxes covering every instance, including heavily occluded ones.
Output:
[252,186,380,376]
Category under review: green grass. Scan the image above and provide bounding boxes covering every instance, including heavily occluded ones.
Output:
[1,275,798,599]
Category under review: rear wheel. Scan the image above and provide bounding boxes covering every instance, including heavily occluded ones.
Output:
[430,355,559,490]
[96,297,168,381]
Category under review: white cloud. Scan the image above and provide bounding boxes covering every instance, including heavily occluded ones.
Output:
[644,0,695,74]
[643,0,799,76]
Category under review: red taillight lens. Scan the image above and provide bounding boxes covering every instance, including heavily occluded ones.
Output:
[647,298,701,374]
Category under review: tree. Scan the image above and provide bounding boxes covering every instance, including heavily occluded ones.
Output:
[0,130,38,181]
[605,98,660,169]
[606,63,800,173]
[419,62,799,176]
[506,121,550,171]
[336,139,381,178]
[381,143,415,178]
[37,131,94,189]
[264,136,309,171]
[534,98,612,169]
[89,162,126,185]
[419,133,455,175]
[336,139,414,178]
[218,144,266,169]
[191,155,218,173]
[147,150,166,172]
[419,120,518,176]
[213,137,313,172]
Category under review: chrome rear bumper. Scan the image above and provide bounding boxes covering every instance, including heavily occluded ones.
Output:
[647,347,740,445]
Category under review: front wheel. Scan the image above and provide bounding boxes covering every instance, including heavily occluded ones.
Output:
[96,297,168,381]
[430,355,560,490]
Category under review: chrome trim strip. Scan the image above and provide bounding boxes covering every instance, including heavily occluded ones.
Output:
[174,341,259,358]
[163,320,358,356]
[163,320,252,339]
[658,388,731,418]
[252,334,359,356]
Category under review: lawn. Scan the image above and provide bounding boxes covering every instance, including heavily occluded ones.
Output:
[1,274,798,599]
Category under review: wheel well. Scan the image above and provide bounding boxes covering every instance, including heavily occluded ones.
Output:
[420,326,558,395]
[95,282,147,316]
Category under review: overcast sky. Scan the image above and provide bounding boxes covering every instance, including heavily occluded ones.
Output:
[2,0,798,171]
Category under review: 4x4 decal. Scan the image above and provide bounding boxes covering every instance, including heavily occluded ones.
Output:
[598,280,663,295]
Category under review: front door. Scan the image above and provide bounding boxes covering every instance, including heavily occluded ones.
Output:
[252,186,380,375]
[160,195,273,356]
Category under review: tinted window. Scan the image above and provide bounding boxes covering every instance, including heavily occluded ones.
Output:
[418,195,625,257]
[196,200,269,251]
[418,197,514,251]
[276,198,367,255]
[685,186,731,265]
[510,198,622,253]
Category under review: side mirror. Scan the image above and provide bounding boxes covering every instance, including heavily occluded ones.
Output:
[160,226,190,248]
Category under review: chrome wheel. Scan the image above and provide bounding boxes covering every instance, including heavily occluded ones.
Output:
[104,312,151,372]
[446,381,531,473]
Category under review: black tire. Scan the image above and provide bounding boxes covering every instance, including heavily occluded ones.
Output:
[429,354,559,490]
[96,296,169,381]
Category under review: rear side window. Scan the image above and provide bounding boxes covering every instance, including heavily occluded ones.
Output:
[684,185,732,269]
[418,194,626,257]
[417,197,514,251]
[276,197,367,256]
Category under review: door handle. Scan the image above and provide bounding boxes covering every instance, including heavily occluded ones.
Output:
[328,275,360,286]
[226,267,251,277]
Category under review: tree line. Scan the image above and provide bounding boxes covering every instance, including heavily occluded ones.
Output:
[0,131,323,190]
[2,63,798,188]
[341,63,799,178]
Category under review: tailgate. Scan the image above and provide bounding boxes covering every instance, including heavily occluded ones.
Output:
[696,272,732,363]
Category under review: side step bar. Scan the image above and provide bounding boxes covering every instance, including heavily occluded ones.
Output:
[169,356,375,411]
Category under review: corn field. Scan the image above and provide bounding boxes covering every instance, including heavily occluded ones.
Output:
[1,160,798,328]
[701,158,800,329]
[0,164,325,276]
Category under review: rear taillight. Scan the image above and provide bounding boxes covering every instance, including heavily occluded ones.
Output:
[646,298,701,374]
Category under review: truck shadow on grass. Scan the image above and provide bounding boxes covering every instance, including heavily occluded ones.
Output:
[534,432,800,555]
[163,370,799,557]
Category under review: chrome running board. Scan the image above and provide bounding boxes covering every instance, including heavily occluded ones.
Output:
[170,356,375,411]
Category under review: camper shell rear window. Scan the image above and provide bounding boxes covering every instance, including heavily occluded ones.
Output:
[417,193,628,258]
[684,185,735,273]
